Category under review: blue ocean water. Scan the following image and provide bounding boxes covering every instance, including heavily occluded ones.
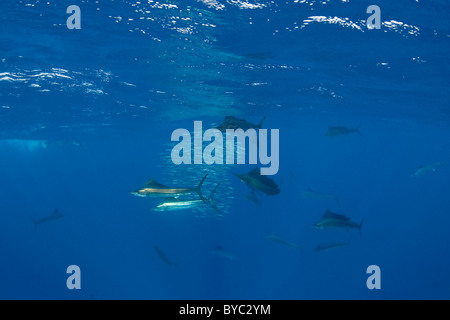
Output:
[0,0,449,300]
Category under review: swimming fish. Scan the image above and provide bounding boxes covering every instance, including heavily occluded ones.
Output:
[131,174,208,199]
[315,236,351,251]
[300,189,340,203]
[154,246,177,266]
[314,210,364,238]
[325,125,361,137]
[315,241,350,252]
[152,184,222,215]
[266,234,302,250]
[32,209,63,231]
[152,198,206,212]
[215,116,266,132]
[212,246,238,260]
[413,162,443,177]
[234,168,280,196]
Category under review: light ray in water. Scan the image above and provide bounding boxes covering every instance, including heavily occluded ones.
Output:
[0,139,48,152]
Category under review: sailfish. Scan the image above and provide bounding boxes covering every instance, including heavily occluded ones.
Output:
[131,174,208,199]
[314,210,364,238]
[215,116,266,132]
[32,209,63,231]
[154,246,177,267]
[152,184,222,215]
[234,168,280,196]
[325,124,361,137]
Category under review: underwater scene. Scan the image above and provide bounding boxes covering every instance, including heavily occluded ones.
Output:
[0,0,449,300]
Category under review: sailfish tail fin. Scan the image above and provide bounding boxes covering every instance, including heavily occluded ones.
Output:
[258,116,266,129]
[195,174,208,200]
[359,218,364,239]
[207,184,222,216]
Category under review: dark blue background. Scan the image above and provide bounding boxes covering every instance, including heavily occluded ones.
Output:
[0,0,449,299]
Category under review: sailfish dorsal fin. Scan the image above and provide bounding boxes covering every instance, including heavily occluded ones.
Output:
[248,168,261,177]
[144,179,169,189]
[247,168,279,189]
[52,209,62,216]
[322,210,350,221]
